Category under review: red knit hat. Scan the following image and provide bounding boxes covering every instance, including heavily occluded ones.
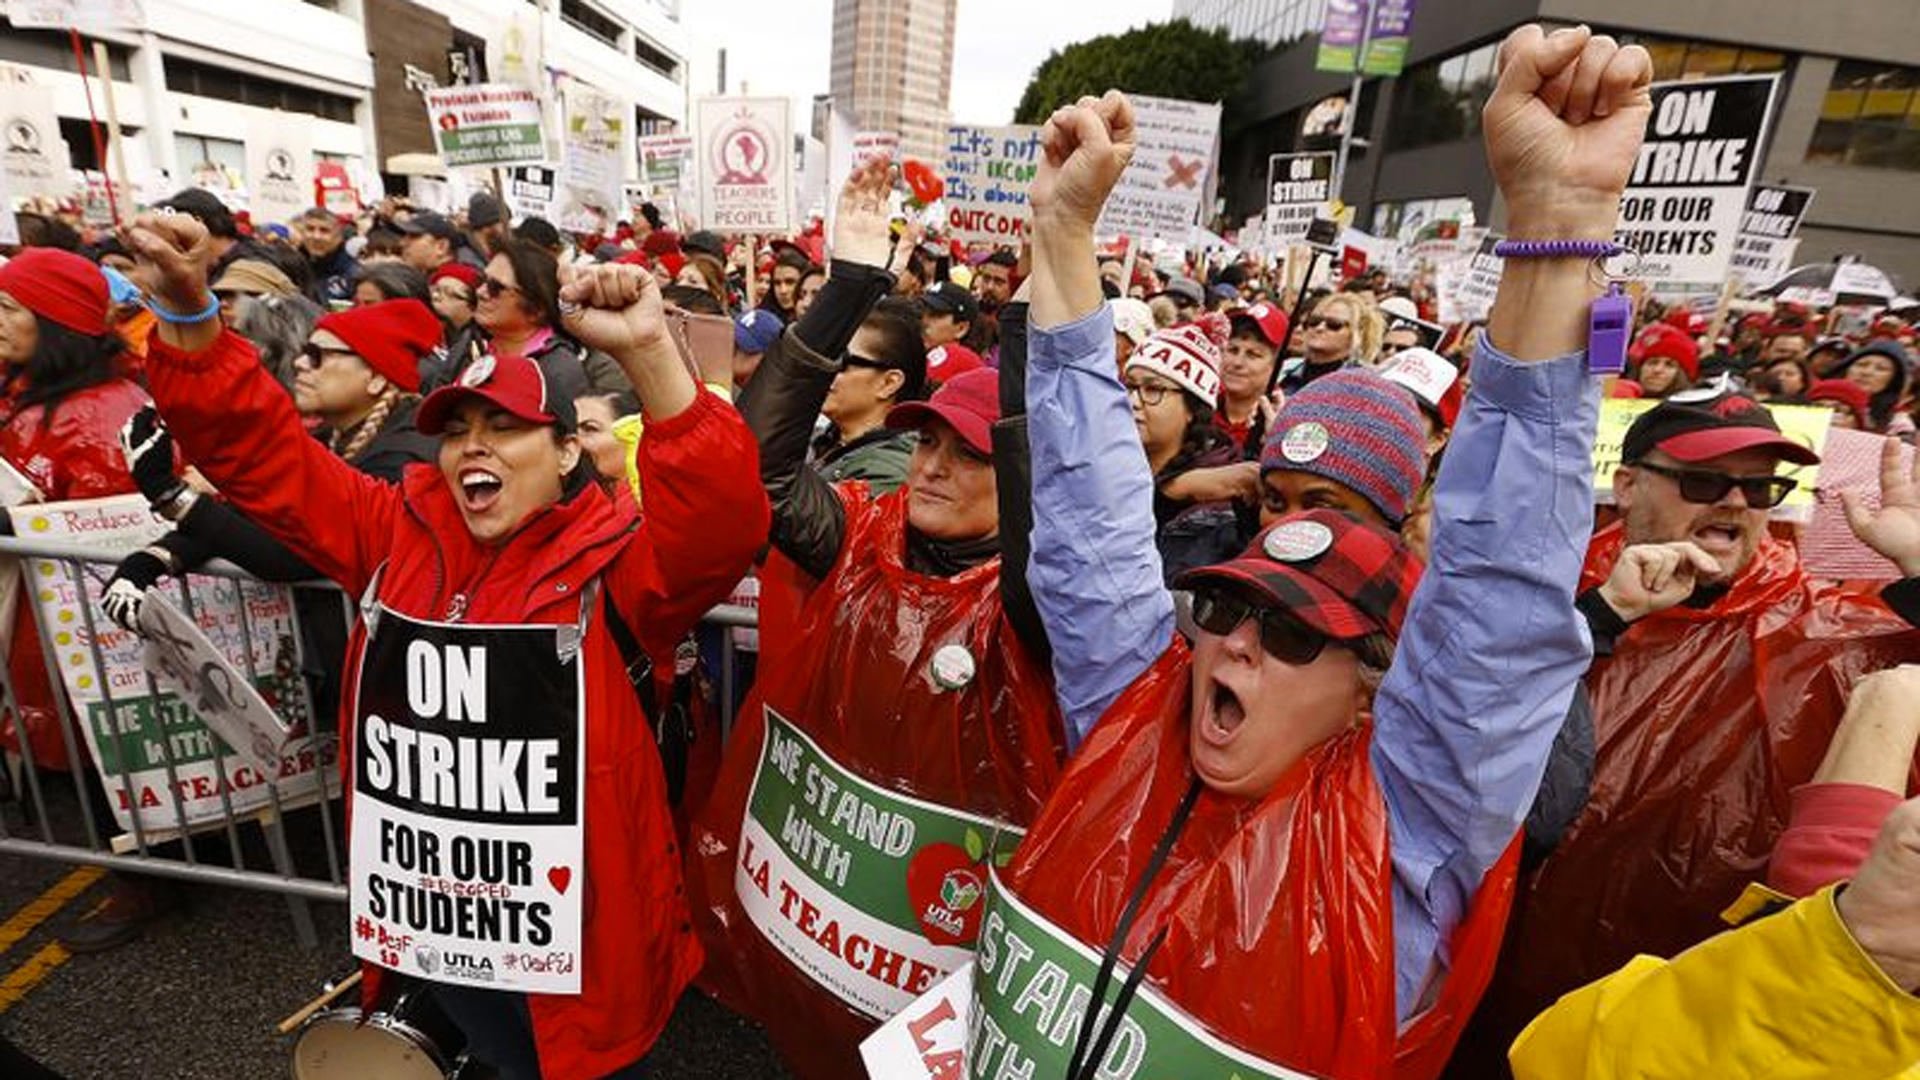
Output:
[0,248,110,336]
[1807,378,1871,427]
[1633,324,1700,380]
[313,299,440,393]
[430,263,482,292]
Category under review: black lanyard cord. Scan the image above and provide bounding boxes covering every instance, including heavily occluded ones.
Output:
[1065,776,1203,1080]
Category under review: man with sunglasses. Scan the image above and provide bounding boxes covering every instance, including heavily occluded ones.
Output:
[1456,381,1920,1075]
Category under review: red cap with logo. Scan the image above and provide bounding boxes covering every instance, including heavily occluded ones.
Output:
[925,342,985,384]
[416,352,565,434]
[885,367,1000,456]
[1231,301,1290,349]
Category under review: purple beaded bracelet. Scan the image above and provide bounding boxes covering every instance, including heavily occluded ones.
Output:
[1492,238,1624,259]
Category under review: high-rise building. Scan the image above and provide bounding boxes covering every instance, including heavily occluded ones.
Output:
[829,0,957,160]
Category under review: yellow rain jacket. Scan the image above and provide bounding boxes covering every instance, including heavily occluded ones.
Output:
[1511,884,1920,1079]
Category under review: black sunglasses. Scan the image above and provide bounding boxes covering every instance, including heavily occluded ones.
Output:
[1634,460,1798,509]
[300,343,358,368]
[840,351,895,371]
[479,276,521,298]
[1190,587,1327,666]
[1303,316,1350,332]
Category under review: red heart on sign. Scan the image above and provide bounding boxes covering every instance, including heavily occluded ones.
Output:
[548,867,572,895]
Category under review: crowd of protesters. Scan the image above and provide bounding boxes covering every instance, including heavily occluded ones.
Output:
[1,22,1919,1080]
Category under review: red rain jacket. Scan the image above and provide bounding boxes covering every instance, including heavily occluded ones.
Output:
[1002,643,1518,1080]
[146,329,769,1080]
[1452,522,1920,1077]
[0,377,150,772]
[688,483,1064,1080]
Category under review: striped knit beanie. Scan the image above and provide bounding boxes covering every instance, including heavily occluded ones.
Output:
[1260,367,1426,525]
[1126,313,1228,406]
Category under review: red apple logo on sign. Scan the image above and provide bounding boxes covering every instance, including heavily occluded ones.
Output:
[904,827,1009,946]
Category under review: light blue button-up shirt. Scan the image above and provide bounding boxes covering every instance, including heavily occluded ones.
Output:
[1025,304,1598,1021]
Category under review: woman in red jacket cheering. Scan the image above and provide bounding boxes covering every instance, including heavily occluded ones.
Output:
[123,210,769,1080]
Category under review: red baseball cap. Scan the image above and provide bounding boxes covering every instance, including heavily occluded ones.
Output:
[1176,511,1422,643]
[885,367,999,456]
[1621,384,1820,466]
[1231,301,1289,349]
[416,352,568,434]
[925,342,985,383]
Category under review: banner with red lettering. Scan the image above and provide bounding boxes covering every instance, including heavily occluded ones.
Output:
[941,124,1041,244]
[10,495,326,834]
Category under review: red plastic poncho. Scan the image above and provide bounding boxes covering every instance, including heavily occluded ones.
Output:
[995,642,1518,1080]
[687,483,1064,1080]
[1451,522,1920,1077]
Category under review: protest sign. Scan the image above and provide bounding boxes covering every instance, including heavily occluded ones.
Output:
[505,164,556,220]
[1729,182,1814,289]
[0,169,18,247]
[1438,231,1503,325]
[425,84,546,169]
[859,963,972,1080]
[941,124,1042,244]
[1616,74,1780,289]
[1316,0,1369,73]
[1360,0,1417,76]
[1801,429,1912,582]
[138,592,290,779]
[245,115,314,226]
[1095,95,1221,245]
[1,73,72,200]
[349,608,586,994]
[557,83,624,235]
[735,709,1022,1019]
[7,0,146,30]
[1265,152,1335,247]
[853,131,899,166]
[694,96,794,233]
[10,496,323,834]
[314,161,360,216]
[638,133,693,189]
[1593,397,1828,523]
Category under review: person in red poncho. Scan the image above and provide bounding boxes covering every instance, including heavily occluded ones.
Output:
[1446,381,1920,1079]
[686,158,1063,1080]
[972,25,1646,1080]
[122,209,768,1080]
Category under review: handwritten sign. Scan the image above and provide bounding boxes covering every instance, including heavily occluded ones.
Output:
[941,124,1041,244]
[1095,95,1220,244]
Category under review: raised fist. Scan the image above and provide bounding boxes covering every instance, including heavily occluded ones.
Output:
[557,263,670,360]
[122,210,219,315]
[1031,91,1135,230]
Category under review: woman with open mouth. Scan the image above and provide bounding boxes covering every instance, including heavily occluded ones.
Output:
[992,24,1646,1080]
[123,209,768,1080]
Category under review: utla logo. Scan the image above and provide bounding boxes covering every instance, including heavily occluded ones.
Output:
[905,827,1011,946]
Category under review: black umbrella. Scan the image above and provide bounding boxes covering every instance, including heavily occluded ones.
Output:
[1760,258,1903,307]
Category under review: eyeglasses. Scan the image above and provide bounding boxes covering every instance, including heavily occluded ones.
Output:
[840,351,894,372]
[1633,460,1798,509]
[298,343,359,369]
[479,276,520,298]
[1190,587,1328,666]
[1124,379,1176,407]
[1303,316,1350,332]
[1378,342,1407,356]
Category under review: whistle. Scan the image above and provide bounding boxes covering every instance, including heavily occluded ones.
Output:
[1588,285,1631,375]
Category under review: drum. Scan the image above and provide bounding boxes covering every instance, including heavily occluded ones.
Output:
[290,986,468,1080]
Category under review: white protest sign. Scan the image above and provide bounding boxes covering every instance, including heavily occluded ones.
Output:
[860,963,973,1079]
[1617,74,1780,289]
[1,73,72,200]
[853,131,900,166]
[1439,231,1503,325]
[425,84,547,169]
[694,96,794,233]
[138,591,290,779]
[6,0,146,30]
[10,496,325,834]
[1095,94,1220,244]
[942,124,1041,244]
[557,83,625,236]
[638,134,693,190]
[505,164,557,220]
[244,115,314,227]
[1729,183,1813,290]
[1265,151,1335,248]
[0,169,18,247]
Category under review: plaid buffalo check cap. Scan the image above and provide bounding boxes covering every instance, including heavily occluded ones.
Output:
[1175,510,1422,642]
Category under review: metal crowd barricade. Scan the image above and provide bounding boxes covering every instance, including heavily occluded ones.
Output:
[0,532,759,948]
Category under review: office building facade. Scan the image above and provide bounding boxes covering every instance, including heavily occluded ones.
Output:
[829,0,957,160]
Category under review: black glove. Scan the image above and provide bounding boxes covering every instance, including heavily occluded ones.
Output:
[119,406,182,508]
[103,549,171,632]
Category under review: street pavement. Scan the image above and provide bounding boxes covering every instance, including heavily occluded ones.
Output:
[0,776,792,1079]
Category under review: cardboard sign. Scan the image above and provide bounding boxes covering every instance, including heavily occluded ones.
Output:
[941,124,1042,244]
[0,74,72,200]
[1593,398,1829,523]
[10,496,322,833]
[138,591,290,779]
[736,709,1021,1019]
[1095,95,1221,245]
[859,963,973,1079]
[1265,151,1336,248]
[245,115,314,227]
[1730,183,1814,290]
[694,96,794,234]
[1617,74,1780,289]
[557,83,624,235]
[349,608,586,994]
[425,83,547,169]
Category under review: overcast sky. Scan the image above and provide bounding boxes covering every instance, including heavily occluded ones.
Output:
[683,0,1172,127]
